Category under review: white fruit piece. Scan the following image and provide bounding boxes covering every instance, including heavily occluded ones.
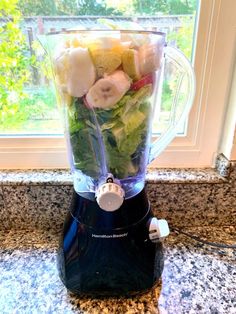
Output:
[122,49,141,81]
[67,47,96,97]
[54,49,70,92]
[138,43,163,76]
[86,70,131,109]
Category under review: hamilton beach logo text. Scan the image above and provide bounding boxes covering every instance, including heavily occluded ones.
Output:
[92,233,128,238]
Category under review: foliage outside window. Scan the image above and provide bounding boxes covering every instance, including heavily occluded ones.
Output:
[0,0,32,131]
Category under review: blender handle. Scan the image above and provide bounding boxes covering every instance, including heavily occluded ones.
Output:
[148,46,196,163]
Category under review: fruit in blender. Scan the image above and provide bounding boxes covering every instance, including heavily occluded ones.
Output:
[67,47,96,97]
[139,43,162,76]
[90,49,122,77]
[122,49,141,81]
[86,70,131,109]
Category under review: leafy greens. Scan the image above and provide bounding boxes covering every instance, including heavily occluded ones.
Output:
[67,85,152,179]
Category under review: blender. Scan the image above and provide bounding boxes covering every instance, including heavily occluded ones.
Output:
[42,30,195,296]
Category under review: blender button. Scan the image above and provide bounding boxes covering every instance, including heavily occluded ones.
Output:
[96,182,125,211]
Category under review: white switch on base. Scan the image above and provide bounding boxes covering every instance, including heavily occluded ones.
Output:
[148,218,169,242]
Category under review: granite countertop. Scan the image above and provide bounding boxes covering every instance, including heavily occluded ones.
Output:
[0,226,235,314]
[0,167,227,185]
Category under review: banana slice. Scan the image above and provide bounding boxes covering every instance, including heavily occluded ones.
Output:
[90,49,122,77]
[122,49,141,81]
[67,47,96,97]
[138,43,163,76]
[86,70,131,109]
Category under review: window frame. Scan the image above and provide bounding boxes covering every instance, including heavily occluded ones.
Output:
[0,0,235,169]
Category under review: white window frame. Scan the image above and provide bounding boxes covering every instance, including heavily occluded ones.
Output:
[0,0,235,169]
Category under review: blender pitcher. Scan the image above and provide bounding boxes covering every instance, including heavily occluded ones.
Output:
[41,30,195,296]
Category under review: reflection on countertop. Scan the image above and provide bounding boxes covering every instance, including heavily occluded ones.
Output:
[0,226,235,314]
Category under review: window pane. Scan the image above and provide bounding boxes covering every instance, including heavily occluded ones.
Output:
[0,0,198,135]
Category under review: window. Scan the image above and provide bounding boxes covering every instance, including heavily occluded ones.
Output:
[0,0,235,168]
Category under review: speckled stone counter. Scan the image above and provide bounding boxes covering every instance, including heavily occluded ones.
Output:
[0,155,236,230]
[0,226,235,314]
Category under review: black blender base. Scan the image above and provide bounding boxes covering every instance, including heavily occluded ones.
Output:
[57,189,164,297]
